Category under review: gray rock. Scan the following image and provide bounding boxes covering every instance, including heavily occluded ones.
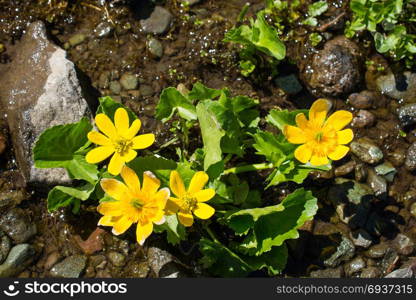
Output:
[50,255,87,278]
[344,256,366,276]
[405,142,416,171]
[107,251,126,267]
[274,74,303,95]
[361,266,382,278]
[310,266,344,278]
[351,110,375,128]
[140,84,154,97]
[350,229,373,249]
[68,33,86,47]
[147,38,163,58]
[0,190,26,213]
[0,244,35,277]
[354,163,368,182]
[98,71,110,89]
[381,249,399,275]
[0,208,36,244]
[348,91,374,109]
[0,234,11,264]
[385,267,414,278]
[334,161,356,177]
[0,21,92,186]
[374,161,396,182]
[140,6,172,34]
[376,71,416,102]
[324,236,356,268]
[350,138,383,164]
[392,234,415,256]
[367,169,387,197]
[147,247,187,278]
[109,81,121,94]
[120,73,138,90]
[398,103,416,127]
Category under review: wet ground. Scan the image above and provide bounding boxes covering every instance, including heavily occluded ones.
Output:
[0,0,415,278]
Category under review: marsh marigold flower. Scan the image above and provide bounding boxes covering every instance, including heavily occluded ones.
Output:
[86,108,155,175]
[283,99,354,166]
[97,165,169,245]
[166,171,215,227]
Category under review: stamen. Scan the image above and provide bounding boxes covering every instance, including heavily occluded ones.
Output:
[315,132,324,142]
[114,139,133,155]
[182,193,197,211]
[131,198,144,209]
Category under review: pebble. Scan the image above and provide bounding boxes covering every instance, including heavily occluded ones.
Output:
[344,256,366,276]
[367,169,387,196]
[107,251,126,267]
[388,148,406,167]
[350,229,373,248]
[398,103,416,128]
[68,33,86,47]
[98,72,110,89]
[324,236,356,268]
[124,261,150,278]
[109,81,121,94]
[385,267,414,278]
[310,266,344,278]
[147,38,163,58]
[147,247,187,277]
[0,244,35,277]
[0,208,37,244]
[381,249,399,274]
[0,233,11,264]
[405,142,416,171]
[334,161,356,177]
[274,74,303,95]
[348,91,374,109]
[140,6,172,34]
[392,233,415,256]
[94,21,113,38]
[0,133,6,155]
[361,266,382,278]
[140,84,154,97]
[350,138,384,164]
[374,161,396,182]
[351,110,375,128]
[120,73,138,90]
[50,255,87,278]
[44,251,61,270]
[365,243,389,258]
[354,163,367,182]
[74,228,105,255]
[376,71,416,103]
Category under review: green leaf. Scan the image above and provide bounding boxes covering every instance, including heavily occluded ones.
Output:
[266,109,308,131]
[128,155,177,185]
[34,117,98,184]
[156,87,197,122]
[47,182,96,212]
[154,215,187,245]
[97,96,138,122]
[308,1,328,17]
[188,82,224,101]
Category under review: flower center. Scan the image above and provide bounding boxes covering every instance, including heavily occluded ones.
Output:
[182,193,197,212]
[114,138,132,155]
[131,197,144,209]
[315,131,324,142]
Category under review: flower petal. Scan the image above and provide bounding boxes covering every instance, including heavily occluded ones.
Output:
[112,216,133,235]
[142,171,160,194]
[86,146,114,164]
[95,113,117,139]
[121,165,140,194]
[295,113,308,130]
[98,215,117,226]
[97,201,123,216]
[136,222,153,245]
[325,110,353,131]
[131,134,155,150]
[108,153,125,175]
[155,187,170,209]
[284,125,306,144]
[169,171,186,197]
[309,99,330,127]
[87,131,111,146]
[188,171,209,194]
[194,189,215,202]
[114,108,129,135]
[125,119,142,140]
[193,203,215,219]
[294,144,313,164]
[310,154,329,166]
[165,198,182,214]
[328,145,350,161]
[100,178,128,201]
[120,149,137,163]
[178,212,194,227]
[337,129,354,144]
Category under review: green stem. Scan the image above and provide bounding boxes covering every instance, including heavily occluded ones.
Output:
[223,162,274,175]
[203,223,220,243]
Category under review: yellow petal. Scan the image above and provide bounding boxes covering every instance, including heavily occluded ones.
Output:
[295,113,308,130]
[309,99,329,127]
[131,134,155,150]
[165,198,182,214]
[337,129,354,144]
[188,171,209,194]
[87,131,111,146]
[97,201,123,216]
[136,222,153,245]
[121,165,140,194]
[108,153,125,175]
[142,171,160,194]
[193,203,215,219]
[120,149,137,163]
[154,187,170,209]
[98,215,117,226]
[112,216,133,235]
[153,215,166,225]
[100,178,128,201]
[310,154,329,166]
[294,144,313,164]
[178,212,194,227]
[114,108,129,135]
[325,110,353,131]
[284,125,306,144]
[95,113,117,139]
[125,119,142,140]
[194,189,215,202]
[86,146,114,164]
[328,145,350,161]
[169,171,186,197]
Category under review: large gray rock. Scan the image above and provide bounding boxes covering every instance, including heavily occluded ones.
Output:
[50,255,87,278]
[0,244,35,277]
[376,71,416,102]
[0,21,92,186]
[0,208,37,244]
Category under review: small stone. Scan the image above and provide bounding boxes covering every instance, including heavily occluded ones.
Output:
[147,247,187,277]
[365,243,389,258]
[385,267,414,278]
[344,256,366,276]
[98,72,110,89]
[107,251,126,267]
[68,33,86,47]
[398,103,416,128]
[74,228,105,255]
[348,91,374,109]
[50,255,87,278]
[0,208,37,244]
[0,234,11,264]
[367,169,387,197]
[388,148,406,167]
[109,81,121,94]
[381,249,399,275]
[44,251,61,270]
[0,244,35,277]
[120,74,138,90]
[374,161,396,182]
[350,138,384,164]
[140,84,154,97]
[140,6,172,34]
[324,236,356,268]
[405,142,416,171]
[0,190,26,212]
[147,38,163,58]
[310,266,344,278]
[392,234,414,256]
[351,110,375,128]
[376,71,416,103]
[361,266,382,278]
[124,261,150,278]
[274,74,303,95]
[334,161,356,177]
[350,229,373,249]
[354,163,367,182]
[94,21,113,38]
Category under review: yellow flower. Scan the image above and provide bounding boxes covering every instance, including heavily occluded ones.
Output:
[97,165,169,245]
[166,171,215,227]
[86,107,155,175]
[283,99,354,166]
